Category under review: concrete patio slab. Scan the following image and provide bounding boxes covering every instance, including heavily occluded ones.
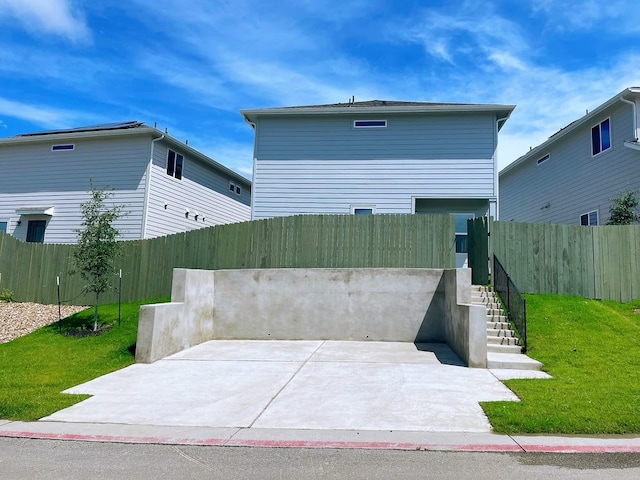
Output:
[42,340,520,432]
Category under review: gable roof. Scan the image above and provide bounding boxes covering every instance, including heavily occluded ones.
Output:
[500,87,640,176]
[0,121,251,184]
[240,99,515,130]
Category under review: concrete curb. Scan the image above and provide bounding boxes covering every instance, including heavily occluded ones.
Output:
[2,421,640,453]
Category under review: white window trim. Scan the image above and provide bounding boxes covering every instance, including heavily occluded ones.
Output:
[166,149,184,180]
[229,180,241,195]
[351,204,376,214]
[353,120,387,128]
[591,117,611,157]
[580,210,599,226]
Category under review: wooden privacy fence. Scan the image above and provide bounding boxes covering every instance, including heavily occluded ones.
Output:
[469,218,640,302]
[0,214,456,305]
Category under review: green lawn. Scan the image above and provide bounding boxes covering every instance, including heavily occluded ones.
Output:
[482,294,640,434]
[3,293,640,433]
[0,298,167,420]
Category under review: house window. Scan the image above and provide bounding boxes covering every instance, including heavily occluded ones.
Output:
[591,118,611,156]
[26,220,46,243]
[166,150,184,180]
[229,180,241,195]
[351,204,375,215]
[0,221,6,233]
[354,120,387,128]
[536,153,550,165]
[51,144,75,151]
[454,213,475,254]
[580,210,598,226]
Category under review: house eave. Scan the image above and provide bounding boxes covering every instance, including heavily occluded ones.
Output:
[0,126,158,145]
[500,87,640,177]
[0,124,251,186]
[241,103,516,125]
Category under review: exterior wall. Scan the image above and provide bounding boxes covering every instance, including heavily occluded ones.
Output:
[251,112,498,219]
[500,101,640,225]
[144,141,250,238]
[0,135,149,243]
[136,267,487,366]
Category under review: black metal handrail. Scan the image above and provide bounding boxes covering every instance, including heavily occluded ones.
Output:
[493,255,527,352]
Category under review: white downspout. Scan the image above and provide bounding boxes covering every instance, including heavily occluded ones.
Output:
[141,134,165,239]
[619,95,638,141]
[244,116,257,220]
[494,116,509,221]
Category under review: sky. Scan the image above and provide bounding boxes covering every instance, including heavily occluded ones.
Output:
[1,0,639,179]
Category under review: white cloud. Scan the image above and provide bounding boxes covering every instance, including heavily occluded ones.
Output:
[493,54,640,169]
[0,97,96,129]
[530,0,640,32]
[0,0,91,43]
[397,4,528,70]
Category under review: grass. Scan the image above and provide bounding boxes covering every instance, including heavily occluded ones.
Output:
[0,297,168,421]
[482,294,640,434]
[3,292,640,433]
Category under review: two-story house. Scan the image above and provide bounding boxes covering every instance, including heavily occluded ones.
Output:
[241,99,515,266]
[500,87,640,225]
[0,121,251,243]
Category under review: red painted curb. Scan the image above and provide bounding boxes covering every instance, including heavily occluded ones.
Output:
[3,430,640,452]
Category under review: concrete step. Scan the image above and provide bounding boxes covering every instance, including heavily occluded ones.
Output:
[487,343,523,354]
[486,321,511,330]
[472,292,495,299]
[471,285,492,292]
[487,335,520,346]
[486,314,509,323]
[473,285,542,371]
[487,328,518,338]
[487,352,543,370]
[473,299,501,308]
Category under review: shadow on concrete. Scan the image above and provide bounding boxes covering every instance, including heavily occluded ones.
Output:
[414,343,466,367]
[414,274,446,344]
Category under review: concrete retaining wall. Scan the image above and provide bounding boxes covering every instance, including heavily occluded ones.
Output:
[135,268,486,367]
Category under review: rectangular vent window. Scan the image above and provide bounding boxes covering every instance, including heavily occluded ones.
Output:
[537,154,550,165]
[354,120,387,128]
[51,144,75,151]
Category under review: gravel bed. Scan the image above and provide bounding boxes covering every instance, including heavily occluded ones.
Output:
[0,302,88,343]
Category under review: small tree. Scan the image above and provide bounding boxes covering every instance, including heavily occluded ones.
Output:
[606,191,640,225]
[73,184,124,331]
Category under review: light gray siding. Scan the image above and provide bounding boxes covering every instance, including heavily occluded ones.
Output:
[255,113,497,160]
[144,141,250,238]
[500,102,640,225]
[0,135,149,243]
[0,131,251,243]
[253,158,495,218]
[252,112,498,219]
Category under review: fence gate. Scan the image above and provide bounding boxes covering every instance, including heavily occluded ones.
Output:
[467,217,490,285]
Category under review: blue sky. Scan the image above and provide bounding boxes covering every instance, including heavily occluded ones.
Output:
[1,0,639,178]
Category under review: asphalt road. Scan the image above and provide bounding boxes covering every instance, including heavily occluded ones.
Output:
[2,438,640,479]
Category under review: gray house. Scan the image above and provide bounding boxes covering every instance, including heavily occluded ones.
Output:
[241,99,514,265]
[500,87,640,225]
[0,121,251,243]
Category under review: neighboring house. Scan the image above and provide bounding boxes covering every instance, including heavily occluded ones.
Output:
[0,121,251,243]
[500,87,640,226]
[240,99,515,266]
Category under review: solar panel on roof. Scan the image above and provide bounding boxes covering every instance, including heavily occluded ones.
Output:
[16,121,144,137]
